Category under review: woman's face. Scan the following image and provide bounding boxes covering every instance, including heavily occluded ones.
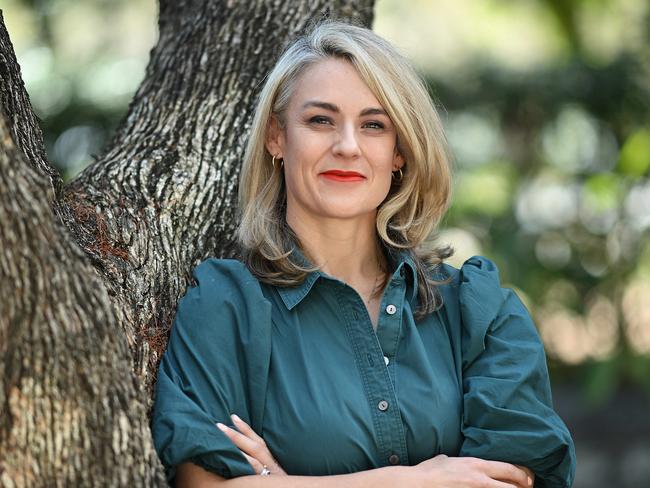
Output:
[266,58,404,224]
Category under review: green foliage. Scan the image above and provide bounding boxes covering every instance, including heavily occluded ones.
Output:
[618,128,650,177]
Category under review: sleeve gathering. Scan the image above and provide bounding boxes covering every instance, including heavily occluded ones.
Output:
[457,257,576,488]
[151,259,272,483]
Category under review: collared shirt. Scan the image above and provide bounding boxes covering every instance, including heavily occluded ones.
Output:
[151,253,576,487]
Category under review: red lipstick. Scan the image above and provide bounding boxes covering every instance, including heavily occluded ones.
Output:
[320,170,365,182]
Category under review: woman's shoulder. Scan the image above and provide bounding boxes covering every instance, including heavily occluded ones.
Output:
[434,256,535,364]
[435,255,506,311]
[192,257,256,281]
[177,257,268,317]
[170,258,271,349]
[190,257,262,293]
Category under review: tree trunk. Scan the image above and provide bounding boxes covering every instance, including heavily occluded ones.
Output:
[0,1,374,486]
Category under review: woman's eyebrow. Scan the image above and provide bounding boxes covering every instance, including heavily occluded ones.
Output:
[302,100,338,112]
[301,100,388,117]
[359,107,388,117]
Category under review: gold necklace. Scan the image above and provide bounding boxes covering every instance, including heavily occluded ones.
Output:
[363,254,384,306]
[364,270,380,306]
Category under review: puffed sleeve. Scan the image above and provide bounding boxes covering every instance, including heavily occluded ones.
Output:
[151,258,272,483]
[457,257,576,488]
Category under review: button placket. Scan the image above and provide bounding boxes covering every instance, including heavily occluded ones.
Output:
[375,276,404,363]
[371,274,408,466]
[339,273,408,471]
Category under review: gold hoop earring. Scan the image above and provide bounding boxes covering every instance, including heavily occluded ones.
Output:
[272,155,284,170]
[392,168,403,181]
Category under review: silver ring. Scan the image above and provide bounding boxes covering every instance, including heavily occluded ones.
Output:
[260,465,271,476]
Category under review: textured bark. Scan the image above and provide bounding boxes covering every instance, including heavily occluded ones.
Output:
[0,111,166,486]
[0,15,59,199]
[0,1,374,486]
[65,0,375,397]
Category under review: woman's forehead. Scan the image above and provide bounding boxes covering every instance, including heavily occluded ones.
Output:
[288,58,383,112]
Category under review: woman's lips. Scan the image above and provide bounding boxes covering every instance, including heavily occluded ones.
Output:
[320,170,366,182]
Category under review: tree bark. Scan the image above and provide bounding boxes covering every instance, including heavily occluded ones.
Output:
[0,1,374,486]
[64,0,374,397]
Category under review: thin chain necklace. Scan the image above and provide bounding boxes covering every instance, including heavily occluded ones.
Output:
[363,270,380,306]
[363,253,384,307]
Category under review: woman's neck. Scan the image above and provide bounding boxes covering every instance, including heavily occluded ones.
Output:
[286,210,386,286]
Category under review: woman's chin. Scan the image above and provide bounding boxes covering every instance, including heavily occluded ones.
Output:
[315,206,379,221]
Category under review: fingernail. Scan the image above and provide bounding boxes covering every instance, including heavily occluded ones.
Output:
[216,422,228,431]
[231,414,241,422]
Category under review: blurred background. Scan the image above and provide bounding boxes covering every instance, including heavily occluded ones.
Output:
[3,0,649,486]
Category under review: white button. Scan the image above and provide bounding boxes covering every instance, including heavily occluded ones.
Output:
[384,355,390,366]
[385,304,397,315]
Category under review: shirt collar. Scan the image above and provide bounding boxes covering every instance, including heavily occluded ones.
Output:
[389,248,419,306]
[277,247,418,311]
[276,248,321,310]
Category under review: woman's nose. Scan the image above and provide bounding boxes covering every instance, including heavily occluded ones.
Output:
[332,125,361,159]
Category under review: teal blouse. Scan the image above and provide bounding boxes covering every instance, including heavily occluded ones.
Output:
[151,253,576,487]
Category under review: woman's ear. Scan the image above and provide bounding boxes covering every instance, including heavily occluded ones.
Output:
[265,115,284,158]
[392,150,405,171]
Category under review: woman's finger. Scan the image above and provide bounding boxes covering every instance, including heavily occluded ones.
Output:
[217,421,287,475]
[217,423,261,454]
[216,422,273,465]
[515,465,535,486]
[241,452,264,473]
[478,459,532,487]
[231,414,267,446]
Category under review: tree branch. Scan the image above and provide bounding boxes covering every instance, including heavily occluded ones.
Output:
[0,10,62,203]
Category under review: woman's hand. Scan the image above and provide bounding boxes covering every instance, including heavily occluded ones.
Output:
[406,454,534,488]
[516,465,535,487]
[216,416,535,488]
[217,414,287,476]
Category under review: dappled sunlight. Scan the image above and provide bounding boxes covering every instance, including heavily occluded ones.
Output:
[375,0,569,74]
[4,0,157,178]
[541,105,619,174]
[432,227,482,268]
[52,126,105,177]
[618,128,650,177]
[624,180,650,231]
[538,293,619,364]
[454,163,514,217]
[622,279,650,354]
[446,111,503,168]
[77,58,146,107]
[515,176,579,233]
[535,232,572,269]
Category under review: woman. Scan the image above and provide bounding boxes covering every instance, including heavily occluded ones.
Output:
[152,20,576,487]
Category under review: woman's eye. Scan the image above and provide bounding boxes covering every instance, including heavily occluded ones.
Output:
[364,121,385,130]
[309,116,331,125]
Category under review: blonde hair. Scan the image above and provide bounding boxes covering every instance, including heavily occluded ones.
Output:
[237,20,453,316]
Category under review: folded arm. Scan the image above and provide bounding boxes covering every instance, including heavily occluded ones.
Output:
[174,415,533,488]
